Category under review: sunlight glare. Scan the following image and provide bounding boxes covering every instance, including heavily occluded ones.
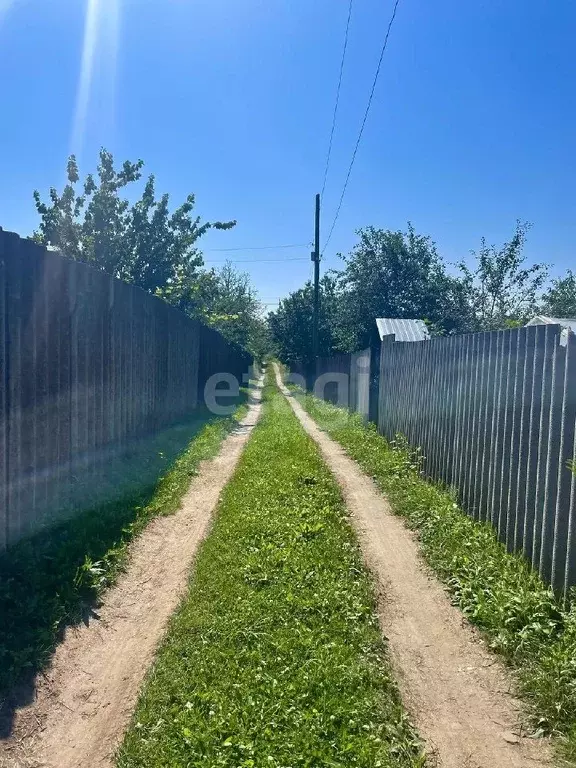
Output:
[70,0,121,160]
[0,0,15,23]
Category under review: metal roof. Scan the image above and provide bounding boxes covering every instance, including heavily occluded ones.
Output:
[526,316,576,334]
[375,318,430,342]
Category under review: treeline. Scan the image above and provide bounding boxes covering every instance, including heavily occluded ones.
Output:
[269,222,576,365]
[32,149,270,359]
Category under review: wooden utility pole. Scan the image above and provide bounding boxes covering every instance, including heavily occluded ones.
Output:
[312,193,321,363]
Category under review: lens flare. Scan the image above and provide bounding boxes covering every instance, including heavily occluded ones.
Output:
[0,0,15,22]
[70,0,121,160]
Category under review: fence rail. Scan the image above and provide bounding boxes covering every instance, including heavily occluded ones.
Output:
[291,324,576,597]
[0,228,252,551]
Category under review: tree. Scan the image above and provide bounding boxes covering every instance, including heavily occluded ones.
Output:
[540,270,576,318]
[203,262,263,350]
[456,222,548,331]
[157,260,268,357]
[33,149,236,295]
[269,221,552,367]
[268,275,341,365]
[334,225,471,350]
[33,150,273,355]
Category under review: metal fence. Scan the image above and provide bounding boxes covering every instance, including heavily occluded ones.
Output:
[349,349,371,419]
[0,228,252,551]
[292,324,576,596]
[377,325,576,597]
[291,351,373,420]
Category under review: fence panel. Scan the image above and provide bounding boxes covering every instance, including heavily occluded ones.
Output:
[0,238,6,551]
[350,348,370,418]
[373,326,576,597]
[0,228,251,551]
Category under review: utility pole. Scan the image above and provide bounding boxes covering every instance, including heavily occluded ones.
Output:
[312,193,321,365]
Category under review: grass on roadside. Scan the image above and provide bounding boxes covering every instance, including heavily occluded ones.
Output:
[0,398,248,705]
[118,379,423,768]
[300,392,576,761]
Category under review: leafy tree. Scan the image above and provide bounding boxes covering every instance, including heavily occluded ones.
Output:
[269,221,553,365]
[33,150,273,355]
[203,262,263,349]
[33,149,235,294]
[156,264,221,320]
[157,261,268,357]
[540,270,576,318]
[334,225,471,350]
[456,221,547,331]
[268,275,341,365]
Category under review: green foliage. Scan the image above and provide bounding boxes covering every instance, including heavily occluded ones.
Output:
[335,224,472,349]
[267,274,341,365]
[301,394,576,759]
[0,402,247,698]
[157,260,270,358]
[118,379,424,768]
[269,221,571,364]
[541,270,576,318]
[33,149,235,295]
[456,221,548,330]
[33,150,272,357]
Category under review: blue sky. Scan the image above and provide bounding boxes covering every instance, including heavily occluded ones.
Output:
[1,0,575,312]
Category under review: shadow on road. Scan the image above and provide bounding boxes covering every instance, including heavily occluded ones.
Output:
[0,393,248,739]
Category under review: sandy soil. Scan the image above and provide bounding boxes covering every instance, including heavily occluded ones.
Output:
[274,364,554,768]
[0,384,263,768]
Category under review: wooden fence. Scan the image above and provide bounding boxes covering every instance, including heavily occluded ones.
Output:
[0,228,252,551]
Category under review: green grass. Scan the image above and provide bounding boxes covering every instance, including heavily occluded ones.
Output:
[0,399,248,712]
[300,392,576,761]
[118,378,423,768]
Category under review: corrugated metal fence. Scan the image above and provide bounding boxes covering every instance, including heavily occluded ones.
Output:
[290,351,373,420]
[378,325,576,597]
[0,228,252,551]
[293,324,576,596]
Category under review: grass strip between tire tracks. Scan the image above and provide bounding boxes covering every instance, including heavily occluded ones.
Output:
[299,391,576,762]
[118,376,423,768]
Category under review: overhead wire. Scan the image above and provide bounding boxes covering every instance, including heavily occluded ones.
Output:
[203,243,309,253]
[320,0,353,202]
[202,257,309,264]
[322,0,402,255]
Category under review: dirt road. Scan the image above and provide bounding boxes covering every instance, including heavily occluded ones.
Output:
[0,385,263,768]
[274,364,553,768]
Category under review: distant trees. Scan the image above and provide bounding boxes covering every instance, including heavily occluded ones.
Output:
[159,261,265,351]
[456,222,548,331]
[541,270,576,318]
[269,221,573,363]
[267,275,340,365]
[33,149,268,357]
[334,225,473,350]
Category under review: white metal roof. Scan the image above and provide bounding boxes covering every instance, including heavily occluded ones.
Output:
[525,316,576,334]
[375,318,430,342]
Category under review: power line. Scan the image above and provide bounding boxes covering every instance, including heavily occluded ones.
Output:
[203,257,309,264]
[320,0,353,202]
[322,0,401,255]
[203,243,309,253]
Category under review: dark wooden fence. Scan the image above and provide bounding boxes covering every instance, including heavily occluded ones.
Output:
[290,324,576,597]
[0,228,252,551]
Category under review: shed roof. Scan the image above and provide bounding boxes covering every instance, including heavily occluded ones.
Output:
[375,318,430,342]
[525,316,576,334]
